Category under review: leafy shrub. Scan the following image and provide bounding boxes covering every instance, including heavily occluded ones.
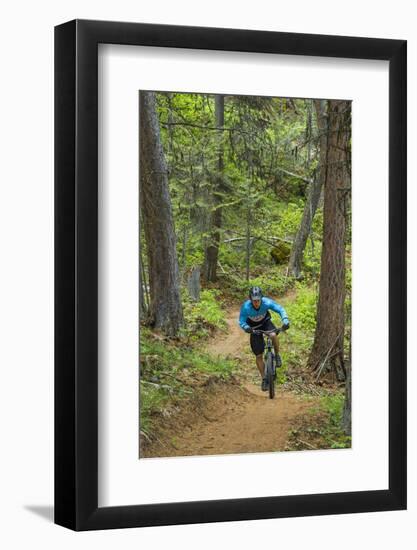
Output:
[289,283,318,331]
[182,289,227,340]
[288,390,350,451]
[271,201,304,236]
[320,393,351,449]
[277,283,317,368]
[140,382,170,435]
[321,393,344,427]
[221,266,293,301]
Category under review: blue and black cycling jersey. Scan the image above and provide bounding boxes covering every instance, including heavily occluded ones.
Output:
[238,297,289,331]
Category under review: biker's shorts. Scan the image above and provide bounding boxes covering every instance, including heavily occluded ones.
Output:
[247,316,277,356]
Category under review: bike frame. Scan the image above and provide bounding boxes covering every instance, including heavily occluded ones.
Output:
[263,334,273,369]
[252,328,282,399]
[252,327,282,347]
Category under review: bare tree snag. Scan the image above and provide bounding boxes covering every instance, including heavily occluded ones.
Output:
[288,100,327,278]
[203,95,225,282]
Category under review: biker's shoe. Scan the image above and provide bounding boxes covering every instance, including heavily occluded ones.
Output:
[276,354,282,368]
[261,377,269,391]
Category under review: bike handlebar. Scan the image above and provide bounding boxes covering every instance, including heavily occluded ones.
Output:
[252,327,283,335]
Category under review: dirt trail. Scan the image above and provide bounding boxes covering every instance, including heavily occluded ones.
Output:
[143,306,319,458]
[158,385,314,457]
[205,307,245,357]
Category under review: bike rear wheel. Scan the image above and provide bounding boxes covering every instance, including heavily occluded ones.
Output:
[266,354,275,399]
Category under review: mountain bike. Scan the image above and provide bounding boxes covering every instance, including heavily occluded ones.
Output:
[252,327,283,399]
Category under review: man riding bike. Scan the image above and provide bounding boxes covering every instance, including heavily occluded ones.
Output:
[238,286,290,391]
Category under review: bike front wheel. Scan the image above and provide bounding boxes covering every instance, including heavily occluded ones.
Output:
[266,354,275,399]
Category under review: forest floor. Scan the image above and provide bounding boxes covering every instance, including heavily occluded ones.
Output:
[141,295,349,458]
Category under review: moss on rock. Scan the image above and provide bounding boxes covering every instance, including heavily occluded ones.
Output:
[270,241,291,264]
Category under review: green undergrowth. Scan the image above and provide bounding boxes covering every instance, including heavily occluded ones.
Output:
[217,266,295,302]
[139,326,237,438]
[181,288,227,341]
[280,283,318,369]
[314,393,351,449]
[287,392,351,451]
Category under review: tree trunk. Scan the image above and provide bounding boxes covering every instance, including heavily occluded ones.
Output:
[139,91,183,336]
[203,95,224,282]
[139,244,150,318]
[307,100,351,377]
[139,251,145,318]
[288,100,327,278]
[342,339,352,435]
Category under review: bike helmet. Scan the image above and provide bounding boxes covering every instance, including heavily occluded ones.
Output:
[249,286,263,301]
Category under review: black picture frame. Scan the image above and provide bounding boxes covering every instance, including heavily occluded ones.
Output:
[55,19,407,531]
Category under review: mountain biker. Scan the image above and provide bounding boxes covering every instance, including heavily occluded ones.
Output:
[238,286,290,391]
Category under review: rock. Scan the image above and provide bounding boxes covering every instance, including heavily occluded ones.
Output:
[270,241,291,264]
